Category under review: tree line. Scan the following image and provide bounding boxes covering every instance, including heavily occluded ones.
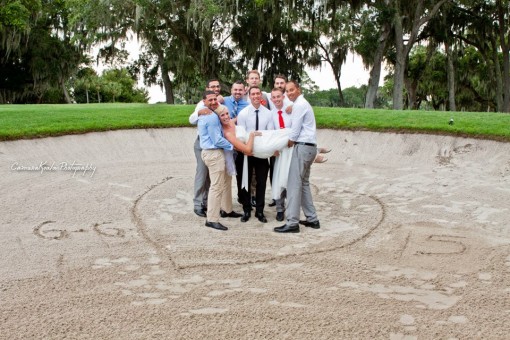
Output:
[1,0,509,112]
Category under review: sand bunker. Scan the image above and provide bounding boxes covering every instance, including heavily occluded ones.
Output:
[1,128,509,339]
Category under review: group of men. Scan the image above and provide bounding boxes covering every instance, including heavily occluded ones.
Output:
[189,71,320,233]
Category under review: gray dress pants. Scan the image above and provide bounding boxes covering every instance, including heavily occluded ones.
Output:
[193,136,210,210]
[285,144,318,226]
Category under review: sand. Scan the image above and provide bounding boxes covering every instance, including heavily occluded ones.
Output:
[0,128,509,339]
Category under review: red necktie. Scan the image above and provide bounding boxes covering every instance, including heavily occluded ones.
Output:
[278,110,285,129]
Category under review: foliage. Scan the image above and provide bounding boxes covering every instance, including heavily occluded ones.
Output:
[0,0,84,103]
[73,67,148,103]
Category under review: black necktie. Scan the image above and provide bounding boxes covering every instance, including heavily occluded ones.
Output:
[255,109,259,130]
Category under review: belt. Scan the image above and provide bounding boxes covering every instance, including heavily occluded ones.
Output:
[295,142,316,147]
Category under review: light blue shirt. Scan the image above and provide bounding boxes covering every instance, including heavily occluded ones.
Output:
[289,94,317,144]
[198,113,233,151]
[224,96,249,119]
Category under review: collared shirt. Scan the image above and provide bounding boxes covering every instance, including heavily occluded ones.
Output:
[289,94,317,144]
[224,96,249,119]
[237,104,275,132]
[198,113,233,151]
[271,104,292,129]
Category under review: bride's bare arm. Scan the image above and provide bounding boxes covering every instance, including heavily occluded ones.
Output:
[224,130,260,156]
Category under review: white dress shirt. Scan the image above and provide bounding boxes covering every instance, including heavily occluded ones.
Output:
[237,104,275,132]
[271,104,292,130]
[188,101,204,125]
[289,95,317,144]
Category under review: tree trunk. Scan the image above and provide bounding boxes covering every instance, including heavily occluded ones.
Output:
[497,0,510,112]
[159,56,174,104]
[365,23,390,109]
[445,42,456,111]
[334,72,344,107]
[391,0,448,110]
[392,1,405,110]
[490,39,504,112]
[62,79,72,103]
[85,88,89,104]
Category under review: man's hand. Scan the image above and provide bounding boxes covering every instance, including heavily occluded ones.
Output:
[273,150,280,157]
[285,104,293,114]
[287,140,295,148]
[198,108,212,116]
[217,94,225,103]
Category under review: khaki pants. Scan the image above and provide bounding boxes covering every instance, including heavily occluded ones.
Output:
[201,149,232,222]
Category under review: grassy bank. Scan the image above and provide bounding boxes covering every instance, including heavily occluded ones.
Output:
[0,103,509,142]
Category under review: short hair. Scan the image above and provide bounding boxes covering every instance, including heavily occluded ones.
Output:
[207,78,220,87]
[274,74,287,83]
[202,90,216,99]
[246,70,260,79]
[286,80,300,89]
[232,80,245,87]
[248,86,261,95]
[271,87,284,94]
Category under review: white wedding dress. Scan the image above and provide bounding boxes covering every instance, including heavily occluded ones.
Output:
[235,126,294,200]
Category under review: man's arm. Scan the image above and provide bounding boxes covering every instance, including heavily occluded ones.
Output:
[288,102,305,142]
[189,101,203,125]
[207,119,233,151]
[189,101,213,125]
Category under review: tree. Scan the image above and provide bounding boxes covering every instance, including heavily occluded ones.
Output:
[1,0,84,103]
[390,0,450,110]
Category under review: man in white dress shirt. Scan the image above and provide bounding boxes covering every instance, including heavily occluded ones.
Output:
[237,86,275,223]
[270,88,292,222]
[274,80,320,233]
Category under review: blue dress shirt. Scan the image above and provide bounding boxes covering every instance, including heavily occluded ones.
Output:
[224,96,249,119]
[198,113,233,150]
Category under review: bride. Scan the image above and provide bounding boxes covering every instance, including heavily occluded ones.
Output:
[215,105,295,200]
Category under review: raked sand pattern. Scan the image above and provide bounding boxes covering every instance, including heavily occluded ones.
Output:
[1,128,509,339]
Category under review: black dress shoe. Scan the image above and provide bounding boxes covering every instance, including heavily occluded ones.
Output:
[241,211,251,222]
[220,210,243,218]
[255,212,267,223]
[299,220,321,229]
[205,221,228,231]
[276,212,284,221]
[194,208,206,217]
[274,224,299,233]
[268,199,276,207]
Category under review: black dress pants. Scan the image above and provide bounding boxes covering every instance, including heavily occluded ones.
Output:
[247,156,269,214]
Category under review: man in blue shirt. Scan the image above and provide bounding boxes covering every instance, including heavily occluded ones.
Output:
[223,81,249,119]
[198,91,239,231]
